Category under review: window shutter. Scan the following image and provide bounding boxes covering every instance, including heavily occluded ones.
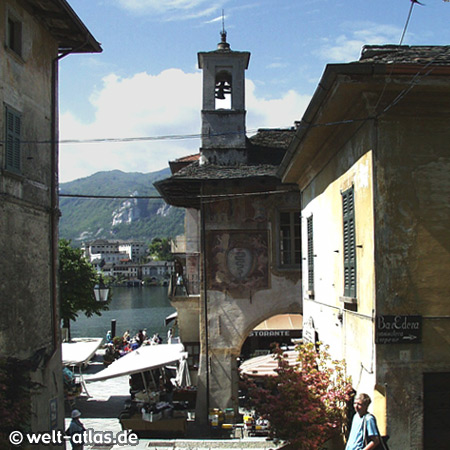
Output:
[5,107,21,173]
[307,215,314,292]
[279,211,301,267]
[342,188,356,297]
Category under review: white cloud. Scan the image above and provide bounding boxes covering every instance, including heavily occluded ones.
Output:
[318,23,402,62]
[246,80,310,130]
[116,0,209,12]
[114,0,224,19]
[266,62,289,69]
[59,69,308,182]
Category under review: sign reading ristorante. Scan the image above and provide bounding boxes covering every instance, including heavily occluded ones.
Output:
[375,315,422,344]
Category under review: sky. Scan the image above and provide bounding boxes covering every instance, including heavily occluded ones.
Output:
[58,0,450,183]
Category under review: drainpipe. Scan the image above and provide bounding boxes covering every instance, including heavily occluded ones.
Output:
[200,184,210,422]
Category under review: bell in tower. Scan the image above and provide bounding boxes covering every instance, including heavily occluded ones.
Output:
[198,28,250,164]
[215,74,232,101]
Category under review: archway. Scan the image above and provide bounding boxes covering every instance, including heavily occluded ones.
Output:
[240,313,303,360]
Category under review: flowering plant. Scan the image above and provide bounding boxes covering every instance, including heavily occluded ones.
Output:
[242,342,353,449]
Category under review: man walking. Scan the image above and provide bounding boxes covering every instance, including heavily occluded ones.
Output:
[345,393,381,450]
[67,409,86,450]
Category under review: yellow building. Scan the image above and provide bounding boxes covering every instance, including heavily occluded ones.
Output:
[279,45,450,449]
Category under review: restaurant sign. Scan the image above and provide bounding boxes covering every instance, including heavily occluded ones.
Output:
[375,315,422,344]
[249,330,298,338]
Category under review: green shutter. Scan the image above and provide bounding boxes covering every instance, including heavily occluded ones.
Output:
[279,211,301,267]
[5,107,21,173]
[342,187,356,297]
[307,215,314,292]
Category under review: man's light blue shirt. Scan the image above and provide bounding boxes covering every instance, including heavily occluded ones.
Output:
[345,413,378,450]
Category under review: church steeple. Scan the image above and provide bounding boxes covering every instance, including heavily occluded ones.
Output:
[198,28,250,165]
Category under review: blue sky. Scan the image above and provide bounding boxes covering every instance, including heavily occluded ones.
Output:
[59,0,450,183]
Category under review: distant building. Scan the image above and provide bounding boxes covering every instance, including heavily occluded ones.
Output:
[83,239,148,262]
[0,0,101,442]
[142,261,174,282]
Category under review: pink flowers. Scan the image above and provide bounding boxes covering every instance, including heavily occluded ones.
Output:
[242,343,353,449]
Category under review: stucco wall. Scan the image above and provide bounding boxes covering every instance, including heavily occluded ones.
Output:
[301,138,376,394]
[0,0,64,441]
[194,187,302,421]
[374,110,450,448]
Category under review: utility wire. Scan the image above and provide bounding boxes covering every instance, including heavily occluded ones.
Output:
[59,188,298,201]
[0,129,261,146]
[59,194,163,199]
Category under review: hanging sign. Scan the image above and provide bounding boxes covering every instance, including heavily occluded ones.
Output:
[375,315,422,344]
[302,317,317,344]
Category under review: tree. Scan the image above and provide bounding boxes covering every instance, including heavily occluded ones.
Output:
[242,343,353,449]
[148,237,173,261]
[59,239,110,339]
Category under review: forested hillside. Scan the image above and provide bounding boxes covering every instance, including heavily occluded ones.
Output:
[59,169,184,244]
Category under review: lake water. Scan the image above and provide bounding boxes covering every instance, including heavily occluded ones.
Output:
[70,286,176,341]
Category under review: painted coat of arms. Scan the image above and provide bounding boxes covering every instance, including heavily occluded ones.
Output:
[206,230,269,293]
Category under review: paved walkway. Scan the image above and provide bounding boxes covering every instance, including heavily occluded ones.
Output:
[65,352,281,450]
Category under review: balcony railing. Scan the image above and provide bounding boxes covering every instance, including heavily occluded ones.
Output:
[169,274,200,297]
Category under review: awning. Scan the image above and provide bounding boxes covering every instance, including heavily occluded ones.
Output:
[165,311,178,326]
[253,314,303,331]
[87,343,186,382]
[239,350,299,377]
[62,338,103,366]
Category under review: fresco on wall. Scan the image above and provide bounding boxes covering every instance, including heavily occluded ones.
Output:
[206,230,269,294]
[206,197,267,224]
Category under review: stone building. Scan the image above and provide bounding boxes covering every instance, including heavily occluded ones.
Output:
[155,33,302,424]
[0,0,100,441]
[279,45,450,449]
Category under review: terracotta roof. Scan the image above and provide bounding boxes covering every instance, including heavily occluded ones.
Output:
[175,154,201,163]
[358,45,450,65]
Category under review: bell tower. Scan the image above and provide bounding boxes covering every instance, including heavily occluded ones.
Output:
[198,29,250,164]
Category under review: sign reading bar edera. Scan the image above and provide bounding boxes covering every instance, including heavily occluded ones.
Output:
[375,315,422,344]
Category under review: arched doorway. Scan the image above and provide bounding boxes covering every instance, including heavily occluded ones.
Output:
[240,313,303,360]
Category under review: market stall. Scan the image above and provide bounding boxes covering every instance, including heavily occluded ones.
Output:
[239,350,299,377]
[62,337,103,400]
[87,343,193,437]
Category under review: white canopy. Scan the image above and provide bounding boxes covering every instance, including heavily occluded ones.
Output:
[87,343,186,382]
[165,311,178,326]
[239,350,299,377]
[62,338,103,367]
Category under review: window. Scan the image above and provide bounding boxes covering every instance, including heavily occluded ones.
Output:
[307,215,314,292]
[279,211,301,267]
[7,15,22,56]
[342,187,356,298]
[5,106,21,173]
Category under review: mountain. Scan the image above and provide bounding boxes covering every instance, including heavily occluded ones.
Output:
[59,169,185,244]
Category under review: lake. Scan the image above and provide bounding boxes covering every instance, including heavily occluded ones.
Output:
[70,286,176,341]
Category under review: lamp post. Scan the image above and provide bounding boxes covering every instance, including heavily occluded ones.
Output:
[94,276,110,302]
